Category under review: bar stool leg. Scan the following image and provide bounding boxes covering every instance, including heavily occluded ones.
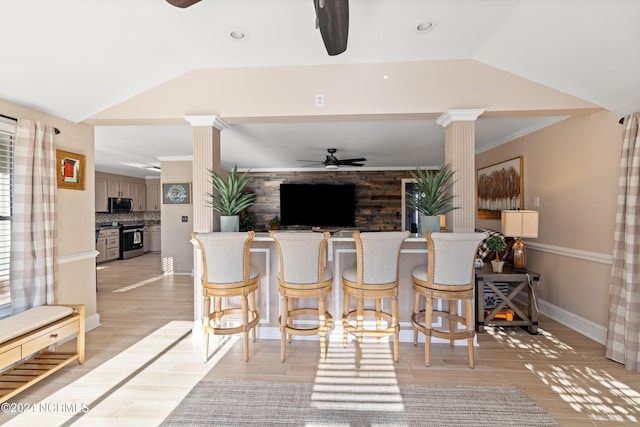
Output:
[449,300,457,347]
[287,297,294,343]
[242,294,249,362]
[424,295,433,367]
[319,294,327,362]
[343,293,350,348]
[356,294,364,368]
[280,295,288,362]
[413,291,421,345]
[203,295,211,362]
[466,298,475,368]
[392,294,399,362]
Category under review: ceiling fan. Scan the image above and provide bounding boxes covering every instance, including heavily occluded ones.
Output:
[299,148,366,169]
[165,0,349,56]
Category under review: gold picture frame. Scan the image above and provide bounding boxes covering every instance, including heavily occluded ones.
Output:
[477,156,523,219]
[56,149,86,190]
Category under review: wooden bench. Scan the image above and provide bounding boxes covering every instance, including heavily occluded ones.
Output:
[0,304,85,403]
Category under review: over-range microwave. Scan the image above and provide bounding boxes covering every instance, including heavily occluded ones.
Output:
[108,197,133,213]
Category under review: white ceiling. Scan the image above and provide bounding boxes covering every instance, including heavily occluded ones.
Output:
[2,0,639,178]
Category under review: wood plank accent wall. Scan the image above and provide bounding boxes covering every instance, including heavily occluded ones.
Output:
[245,170,414,231]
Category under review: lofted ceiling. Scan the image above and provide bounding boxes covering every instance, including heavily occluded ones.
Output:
[1,0,639,178]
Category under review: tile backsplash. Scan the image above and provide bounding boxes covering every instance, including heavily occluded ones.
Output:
[96,211,161,225]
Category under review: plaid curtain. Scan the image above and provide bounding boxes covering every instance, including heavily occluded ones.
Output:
[606,112,640,371]
[9,120,57,314]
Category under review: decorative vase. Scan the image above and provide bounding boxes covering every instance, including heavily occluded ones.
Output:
[491,260,505,273]
[419,215,441,234]
[220,215,239,232]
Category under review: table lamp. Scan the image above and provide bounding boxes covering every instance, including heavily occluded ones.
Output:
[501,210,539,272]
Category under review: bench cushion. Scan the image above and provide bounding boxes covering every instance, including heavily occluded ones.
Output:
[0,306,74,344]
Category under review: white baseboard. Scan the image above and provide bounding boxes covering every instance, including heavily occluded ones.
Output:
[537,298,607,345]
[85,313,101,332]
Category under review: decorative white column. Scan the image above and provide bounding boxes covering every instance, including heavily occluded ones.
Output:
[436,109,484,232]
[185,115,228,233]
[184,115,228,334]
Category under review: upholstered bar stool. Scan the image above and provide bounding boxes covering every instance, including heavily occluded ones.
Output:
[270,231,333,362]
[342,231,409,367]
[411,232,485,368]
[192,231,260,362]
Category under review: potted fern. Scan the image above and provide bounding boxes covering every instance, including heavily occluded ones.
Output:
[406,163,458,233]
[269,215,281,231]
[206,165,256,232]
[485,235,507,272]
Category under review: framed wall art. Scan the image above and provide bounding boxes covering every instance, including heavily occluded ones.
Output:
[56,149,86,190]
[162,182,192,205]
[477,156,523,219]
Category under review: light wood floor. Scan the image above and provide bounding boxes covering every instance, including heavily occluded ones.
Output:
[2,253,640,426]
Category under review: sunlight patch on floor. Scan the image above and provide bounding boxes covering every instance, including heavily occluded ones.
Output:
[112,275,166,293]
[311,339,405,413]
[489,325,640,424]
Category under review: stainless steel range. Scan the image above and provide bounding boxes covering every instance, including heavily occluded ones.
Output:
[119,224,144,259]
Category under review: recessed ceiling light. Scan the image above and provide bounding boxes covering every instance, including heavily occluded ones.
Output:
[416,21,434,33]
[228,27,248,41]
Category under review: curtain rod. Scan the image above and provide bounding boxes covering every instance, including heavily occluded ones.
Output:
[0,113,61,134]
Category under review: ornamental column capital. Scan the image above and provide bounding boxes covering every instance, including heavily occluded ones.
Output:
[435,109,485,128]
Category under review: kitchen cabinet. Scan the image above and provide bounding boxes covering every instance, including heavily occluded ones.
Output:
[146,181,161,211]
[96,228,120,263]
[95,178,108,212]
[108,180,131,198]
[150,225,161,252]
[96,232,107,263]
[106,229,120,261]
[138,184,146,211]
[130,183,146,211]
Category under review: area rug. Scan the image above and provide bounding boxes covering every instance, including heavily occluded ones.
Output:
[161,380,558,426]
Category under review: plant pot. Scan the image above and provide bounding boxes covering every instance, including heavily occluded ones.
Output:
[270,225,280,231]
[419,215,441,234]
[220,215,239,232]
[491,260,505,273]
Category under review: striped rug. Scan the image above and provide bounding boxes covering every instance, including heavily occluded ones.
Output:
[162,380,558,426]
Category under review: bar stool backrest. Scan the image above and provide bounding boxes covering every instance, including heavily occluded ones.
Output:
[193,231,255,285]
[354,231,410,285]
[428,232,485,287]
[271,231,331,284]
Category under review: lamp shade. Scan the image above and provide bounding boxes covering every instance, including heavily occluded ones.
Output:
[501,210,539,238]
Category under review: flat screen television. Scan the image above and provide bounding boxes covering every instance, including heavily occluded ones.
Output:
[279,183,356,228]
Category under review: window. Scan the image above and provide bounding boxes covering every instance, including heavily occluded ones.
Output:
[0,115,15,318]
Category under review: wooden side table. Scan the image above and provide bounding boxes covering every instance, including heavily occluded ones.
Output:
[475,264,540,334]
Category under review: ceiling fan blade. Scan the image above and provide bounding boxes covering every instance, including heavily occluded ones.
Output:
[338,158,367,163]
[166,0,202,8]
[315,0,349,56]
